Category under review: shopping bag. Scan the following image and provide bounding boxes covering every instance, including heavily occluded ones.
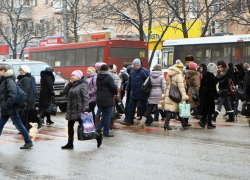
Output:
[115,97,125,114]
[77,112,96,140]
[179,101,191,118]
[47,100,57,116]
[241,102,250,116]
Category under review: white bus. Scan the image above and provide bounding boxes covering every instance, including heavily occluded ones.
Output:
[161,34,250,68]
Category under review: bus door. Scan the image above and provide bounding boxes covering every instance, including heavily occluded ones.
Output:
[162,47,174,69]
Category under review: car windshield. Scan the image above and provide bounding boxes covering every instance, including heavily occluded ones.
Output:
[13,63,55,77]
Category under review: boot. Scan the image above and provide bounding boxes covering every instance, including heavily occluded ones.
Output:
[95,115,100,126]
[164,112,172,130]
[198,116,207,128]
[95,130,103,148]
[212,111,219,122]
[37,117,44,129]
[110,119,119,130]
[207,121,216,129]
[184,118,192,127]
[46,119,54,125]
[226,112,235,122]
[61,138,74,149]
[138,116,147,128]
[178,116,187,130]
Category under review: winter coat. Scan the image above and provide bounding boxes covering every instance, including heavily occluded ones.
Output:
[17,73,35,110]
[185,70,200,110]
[199,72,217,115]
[244,70,250,100]
[109,70,119,88]
[120,72,129,100]
[96,71,118,107]
[86,73,97,103]
[0,71,19,115]
[64,78,89,121]
[126,66,150,100]
[216,67,230,94]
[235,64,246,89]
[39,71,55,113]
[148,71,166,104]
[163,66,189,113]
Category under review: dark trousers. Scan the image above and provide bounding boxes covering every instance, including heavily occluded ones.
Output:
[125,98,148,124]
[40,111,51,121]
[68,120,80,139]
[89,102,96,120]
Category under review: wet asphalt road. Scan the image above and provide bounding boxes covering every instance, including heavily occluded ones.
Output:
[1,110,250,180]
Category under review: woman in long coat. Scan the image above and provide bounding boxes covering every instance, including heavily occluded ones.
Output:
[39,67,55,124]
[17,65,43,131]
[198,63,218,129]
[139,64,166,127]
[61,70,102,149]
[186,62,200,110]
[162,60,189,130]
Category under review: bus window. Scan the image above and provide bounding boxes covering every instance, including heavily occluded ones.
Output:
[47,51,56,66]
[55,51,66,67]
[65,50,75,66]
[37,52,47,63]
[98,47,105,62]
[31,52,38,60]
[86,48,98,65]
[75,49,86,65]
[109,47,147,58]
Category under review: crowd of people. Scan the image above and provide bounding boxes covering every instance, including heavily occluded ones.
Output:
[1,55,250,150]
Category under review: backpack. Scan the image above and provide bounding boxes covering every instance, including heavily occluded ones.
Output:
[15,82,27,107]
[5,79,27,107]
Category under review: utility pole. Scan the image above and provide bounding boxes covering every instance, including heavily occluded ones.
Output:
[62,0,69,43]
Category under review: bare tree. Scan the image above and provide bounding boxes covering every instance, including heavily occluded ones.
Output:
[0,0,42,59]
[227,0,250,31]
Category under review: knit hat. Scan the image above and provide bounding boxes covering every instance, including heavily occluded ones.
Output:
[132,58,141,66]
[189,62,197,71]
[45,67,53,72]
[153,64,162,71]
[72,70,83,79]
[4,69,14,77]
[175,59,184,69]
[95,62,107,69]
[19,65,31,73]
[207,63,218,74]
[87,67,96,73]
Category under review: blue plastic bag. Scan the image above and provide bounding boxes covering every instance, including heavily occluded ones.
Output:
[81,112,95,133]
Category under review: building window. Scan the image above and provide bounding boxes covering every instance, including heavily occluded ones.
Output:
[211,0,221,15]
[43,0,48,4]
[56,19,62,36]
[189,0,199,18]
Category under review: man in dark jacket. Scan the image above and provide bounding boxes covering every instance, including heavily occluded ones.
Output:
[96,64,118,137]
[0,67,33,149]
[213,60,235,122]
[120,58,150,126]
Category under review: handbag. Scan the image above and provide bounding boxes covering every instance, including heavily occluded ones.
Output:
[169,84,182,103]
[241,102,250,116]
[179,101,191,118]
[115,97,125,114]
[229,79,235,95]
[142,75,152,96]
[235,88,245,100]
[77,112,96,140]
[47,100,57,116]
[185,77,198,102]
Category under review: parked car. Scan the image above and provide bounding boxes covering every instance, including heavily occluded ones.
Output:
[0,59,68,112]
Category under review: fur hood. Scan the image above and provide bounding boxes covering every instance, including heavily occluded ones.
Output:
[186,70,200,78]
[4,69,14,78]
[168,66,182,77]
[217,67,228,78]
